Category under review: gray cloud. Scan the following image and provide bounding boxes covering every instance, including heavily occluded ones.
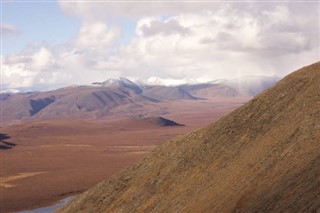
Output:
[1,23,20,36]
[140,19,190,37]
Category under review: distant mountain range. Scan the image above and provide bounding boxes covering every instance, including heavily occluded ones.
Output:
[1,76,278,126]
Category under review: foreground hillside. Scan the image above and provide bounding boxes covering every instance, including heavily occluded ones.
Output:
[58,62,320,212]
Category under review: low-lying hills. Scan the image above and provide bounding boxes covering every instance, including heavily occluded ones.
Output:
[2,77,274,126]
[58,61,320,213]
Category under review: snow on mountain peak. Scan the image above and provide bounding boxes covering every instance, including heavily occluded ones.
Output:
[134,77,202,86]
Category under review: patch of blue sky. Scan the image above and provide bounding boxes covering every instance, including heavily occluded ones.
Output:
[118,18,136,45]
[2,1,80,55]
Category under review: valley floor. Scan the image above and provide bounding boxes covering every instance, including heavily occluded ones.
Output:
[0,98,248,212]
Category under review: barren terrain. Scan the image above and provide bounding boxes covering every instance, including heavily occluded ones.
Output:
[0,98,247,212]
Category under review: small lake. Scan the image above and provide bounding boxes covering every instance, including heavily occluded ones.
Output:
[19,196,74,213]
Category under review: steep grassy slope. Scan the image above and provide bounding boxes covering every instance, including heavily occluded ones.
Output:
[58,62,320,213]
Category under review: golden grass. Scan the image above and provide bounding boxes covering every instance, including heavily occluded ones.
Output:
[0,172,47,188]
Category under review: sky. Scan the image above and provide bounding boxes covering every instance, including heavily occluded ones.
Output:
[1,0,319,91]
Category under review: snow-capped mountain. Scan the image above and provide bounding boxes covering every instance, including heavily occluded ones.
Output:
[133,77,205,87]
[0,88,21,94]
[145,77,189,86]
[92,77,142,93]
[92,75,279,96]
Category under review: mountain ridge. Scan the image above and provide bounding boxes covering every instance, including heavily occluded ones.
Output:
[1,77,267,126]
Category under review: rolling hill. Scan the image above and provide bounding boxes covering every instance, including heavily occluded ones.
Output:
[1,83,159,125]
[57,61,320,212]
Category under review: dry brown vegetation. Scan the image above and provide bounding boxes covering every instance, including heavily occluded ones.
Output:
[0,99,245,212]
[58,62,320,212]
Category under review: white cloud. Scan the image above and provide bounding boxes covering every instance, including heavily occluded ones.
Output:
[73,22,121,50]
[2,2,319,91]
[58,1,223,20]
[2,62,36,89]
[2,47,55,90]
[110,5,318,80]
[1,45,116,91]
[31,47,53,71]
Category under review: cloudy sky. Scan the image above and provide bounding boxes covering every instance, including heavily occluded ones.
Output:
[1,0,319,91]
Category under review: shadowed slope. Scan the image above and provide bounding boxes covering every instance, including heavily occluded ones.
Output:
[58,62,320,213]
[142,86,198,101]
[139,117,184,126]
